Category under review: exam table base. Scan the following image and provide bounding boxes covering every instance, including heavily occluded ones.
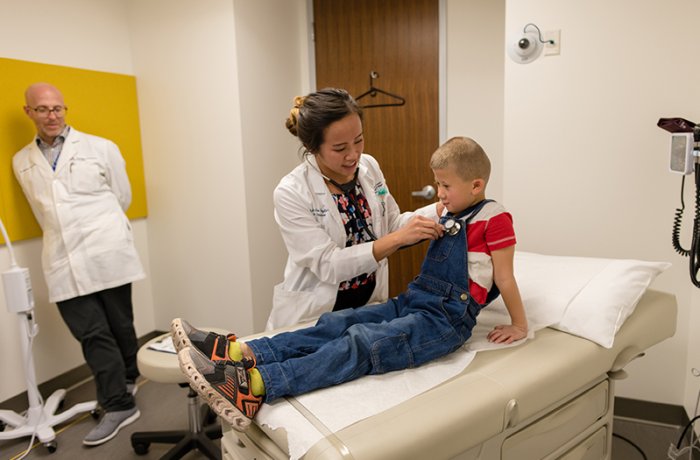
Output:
[222,375,614,460]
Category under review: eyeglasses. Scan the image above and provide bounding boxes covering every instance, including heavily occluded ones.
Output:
[29,106,68,117]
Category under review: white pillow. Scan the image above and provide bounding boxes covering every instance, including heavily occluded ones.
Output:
[549,257,671,347]
[511,252,620,330]
[506,252,670,348]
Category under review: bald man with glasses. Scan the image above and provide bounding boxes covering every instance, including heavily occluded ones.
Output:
[12,83,145,446]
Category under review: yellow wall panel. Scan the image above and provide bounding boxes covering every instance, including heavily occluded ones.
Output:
[0,57,148,245]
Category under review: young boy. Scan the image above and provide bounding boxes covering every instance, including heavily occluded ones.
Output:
[172,136,527,431]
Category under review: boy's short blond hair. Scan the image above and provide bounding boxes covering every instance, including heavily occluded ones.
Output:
[430,136,491,183]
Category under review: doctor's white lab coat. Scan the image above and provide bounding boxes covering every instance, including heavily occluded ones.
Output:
[12,128,145,303]
[267,153,438,330]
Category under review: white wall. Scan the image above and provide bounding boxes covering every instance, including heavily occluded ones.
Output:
[126,0,307,333]
[0,0,155,404]
[445,0,505,202]
[126,0,255,334]
[232,0,311,330]
[502,0,700,414]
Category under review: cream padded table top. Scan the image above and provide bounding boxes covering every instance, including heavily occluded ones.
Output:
[235,289,677,460]
[305,289,677,459]
[137,333,184,384]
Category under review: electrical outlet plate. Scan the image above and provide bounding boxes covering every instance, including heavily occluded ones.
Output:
[544,30,561,56]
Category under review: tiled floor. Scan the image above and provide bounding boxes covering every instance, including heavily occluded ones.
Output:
[0,378,217,460]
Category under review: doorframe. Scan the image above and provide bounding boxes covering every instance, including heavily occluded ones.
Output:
[305,0,447,143]
[305,0,316,92]
[438,0,446,144]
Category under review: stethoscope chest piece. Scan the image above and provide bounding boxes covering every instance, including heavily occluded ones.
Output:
[444,218,462,236]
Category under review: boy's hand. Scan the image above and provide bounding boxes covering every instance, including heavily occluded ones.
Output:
[487,324,527,344]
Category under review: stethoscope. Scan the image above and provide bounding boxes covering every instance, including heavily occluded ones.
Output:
[307,155,470,242]
[442,200,492,238]
[321,168,379,242]
[324,166,464,242]
[305,155,378,239]
[443,218,462,237]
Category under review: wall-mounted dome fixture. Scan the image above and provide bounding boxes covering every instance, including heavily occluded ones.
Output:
[507,23,554,64]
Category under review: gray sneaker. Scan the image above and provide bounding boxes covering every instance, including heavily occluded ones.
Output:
[127,381,138,396]
[83,407,140,446]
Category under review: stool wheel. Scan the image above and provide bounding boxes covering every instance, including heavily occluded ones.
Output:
[132,440,150,455]
[90,409,100,419]
[44,440,58,453]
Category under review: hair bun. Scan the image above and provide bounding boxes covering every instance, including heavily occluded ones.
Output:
[285,95,306,136]
[285,108,299,136]
[293,95,306,108]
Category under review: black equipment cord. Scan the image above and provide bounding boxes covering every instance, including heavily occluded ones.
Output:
[676,415,700,450]
[613,432,648,460]
[672,164,700,287]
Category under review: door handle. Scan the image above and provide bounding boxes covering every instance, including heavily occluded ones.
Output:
[411,185,436,200]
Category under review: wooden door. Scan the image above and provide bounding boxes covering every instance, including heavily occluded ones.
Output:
[313,0,440,296]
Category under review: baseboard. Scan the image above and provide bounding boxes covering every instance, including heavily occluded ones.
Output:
[614,396,690,428]
[0,330,165,414]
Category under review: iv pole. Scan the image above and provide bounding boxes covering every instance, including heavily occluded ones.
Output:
[0,217,97,454]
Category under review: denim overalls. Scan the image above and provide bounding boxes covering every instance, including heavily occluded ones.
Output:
[249,200,499,402]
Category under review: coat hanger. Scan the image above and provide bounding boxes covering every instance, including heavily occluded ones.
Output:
[355,71,406,109]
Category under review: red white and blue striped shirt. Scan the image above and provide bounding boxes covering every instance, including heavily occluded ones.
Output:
[463,201,516,304]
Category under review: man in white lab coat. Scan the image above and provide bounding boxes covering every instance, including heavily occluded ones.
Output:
[12,83,145,446]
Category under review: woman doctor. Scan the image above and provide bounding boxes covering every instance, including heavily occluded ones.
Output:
[267,88,443,330]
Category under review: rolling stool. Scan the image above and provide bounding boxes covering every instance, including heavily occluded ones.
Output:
[131,332,222,459]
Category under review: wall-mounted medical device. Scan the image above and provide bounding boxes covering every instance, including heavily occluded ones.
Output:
[669,133,694,174]
[657,117,700,287]
[507,23,555,64]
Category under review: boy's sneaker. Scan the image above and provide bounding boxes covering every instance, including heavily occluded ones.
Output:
[83,407,140,446]
[178,346,262,432]
[171,318,237,360]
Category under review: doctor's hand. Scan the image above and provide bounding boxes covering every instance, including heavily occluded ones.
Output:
[487,324,528,344]
[400,215,444,243]
[371,216,444,262]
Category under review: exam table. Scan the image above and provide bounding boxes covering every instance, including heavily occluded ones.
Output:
[218,254,677,460]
